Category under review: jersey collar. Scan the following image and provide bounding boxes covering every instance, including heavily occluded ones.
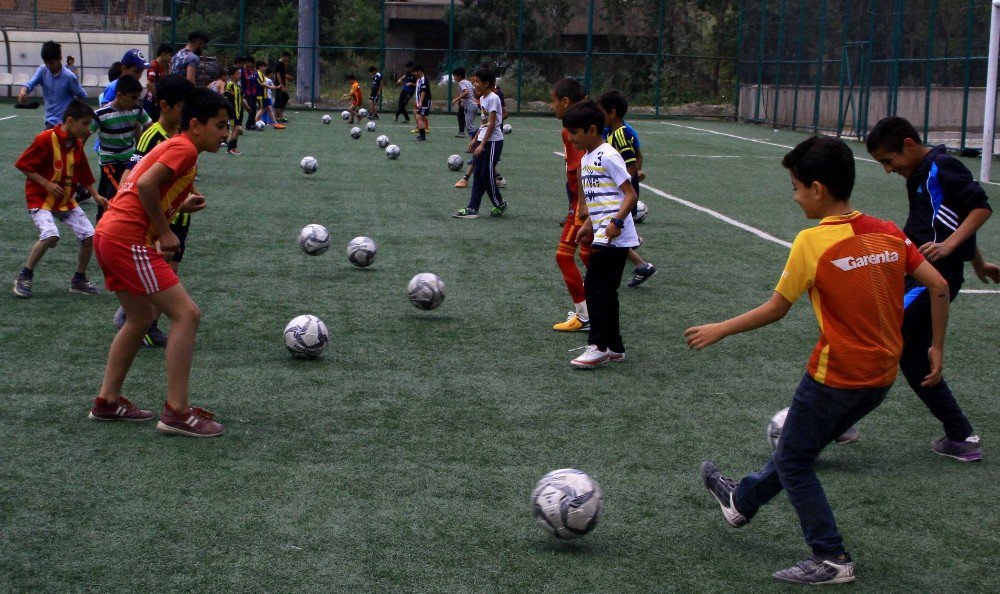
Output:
[819,210,862,225]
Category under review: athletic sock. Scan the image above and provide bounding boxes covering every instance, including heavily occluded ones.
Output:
[574,301,589,321]
[229,137,238,150]
[20,267,34,279]
[72,271,85,282]
[419,129,426,139]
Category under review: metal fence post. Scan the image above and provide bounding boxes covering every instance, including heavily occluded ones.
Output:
[960,0,975,150]
[835,0,851,135]
[380,1,386,112]
[171,0,177,46]
[753,0,766,121]
[922,0,937,143]
[812,0,828,132]
[311,0,317,107]
[447,0,454,113]
[516,0,524,114]
[889,0,904,115]
[33,0,37,29]
[654,0,665,116]
[982,0,1000,182]
[790,0,806,129]
[239,0,246,55]
[584,0,595,91]
[734,2,743,120]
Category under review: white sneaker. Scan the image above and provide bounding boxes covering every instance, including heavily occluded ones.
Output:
[571,345,609,369]
[609,349,625,362]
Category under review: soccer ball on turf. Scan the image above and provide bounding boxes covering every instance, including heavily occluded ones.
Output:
[350,126,362,139]
[283,314,329,358]
[255,120,266,131]
[300,156,318,174]
[634,200,648,223]
[502,123,513,135]
[346,236,378,268]
[298,223,330,256]
[358,108,369,117]
[366,121,377,132]
[767,407,789,450]
[322,114,332,124]
[386,144,400,159]
[341,110,350,120]
[376,135,390,148]
[406,272,445,310]
[447,154,464,171]
[531,468,603,539]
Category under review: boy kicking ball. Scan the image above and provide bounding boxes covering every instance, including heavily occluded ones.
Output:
[88,88,231,437]
[687,136,949,585]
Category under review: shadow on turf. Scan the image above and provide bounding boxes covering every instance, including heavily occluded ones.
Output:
[403,313,455,322]
[528,536,610,555]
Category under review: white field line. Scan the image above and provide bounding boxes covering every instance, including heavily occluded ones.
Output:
[0,115,17,122]
[552,150,999,294]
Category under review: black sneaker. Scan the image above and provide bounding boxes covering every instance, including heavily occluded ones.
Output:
[931,434,983,462]
[700,461,747,527]
[772,554,855,585]
[452,208,479,219]
[70,276,99,295]
[626,263,657,288]
[143,325,168,348]
[13,274,32,298]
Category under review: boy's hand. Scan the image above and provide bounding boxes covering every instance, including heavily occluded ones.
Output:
[473,144,484,157]
[180,194,207,213]
[93,194,110,209]
[638,169,646,181]
[155,230,181,254]
[575,222,594,246]
[45,181,65,198]
[605,219,622,240]
[972,259,1000,283]
[922,345,944,387]
[918,241,953,262]
[18,87,28,102]
[684,323,727,350]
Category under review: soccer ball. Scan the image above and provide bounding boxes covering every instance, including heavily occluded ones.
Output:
[346,236,378,268]
[447,154,464,171]
[386,144,400,159]
[531,468,603,539]
[300,156,318,175]
[634,200,648,223]
[366,121,377,132]
[406,272,445,310]
[502,123,512,135]
[341,110,350,120]
[350,126,362,139]
[255,120,266,131]
[322,114,332,124]
[283,314,329,359]
[376,135,390,148]
[767,407,789,450]
[298,223,330,256]
[358,108,369,117]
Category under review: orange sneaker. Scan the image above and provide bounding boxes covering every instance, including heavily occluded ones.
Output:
[274,124,286,129]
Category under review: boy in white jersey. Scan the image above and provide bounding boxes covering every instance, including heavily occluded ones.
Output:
[452,68,509,218]
[564,100,639,369]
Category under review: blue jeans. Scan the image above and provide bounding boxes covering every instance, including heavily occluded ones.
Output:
[734,374,890,556]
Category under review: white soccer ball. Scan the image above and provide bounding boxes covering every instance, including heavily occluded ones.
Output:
[255,120,266,130]
[358,108,369,117]
[502,123,512,135]
[376,135,390,148]
[634,200,648,223]
[447,154,464,171]
[283,314,329,359]
[767,407,789,451]
[298,223,330,256]
[300,156,318,175]
[347,236,378,268]
[341,110,350,120]
[386,144,400,159]
[531,468,603,539]
[350,126,362,139]
[366,121,377,132]
[322,114,332,124]
[406,272,445,310]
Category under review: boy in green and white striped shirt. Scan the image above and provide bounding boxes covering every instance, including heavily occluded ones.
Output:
[90,75,151,220]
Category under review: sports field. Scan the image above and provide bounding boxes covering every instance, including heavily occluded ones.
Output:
[1,105,997,592]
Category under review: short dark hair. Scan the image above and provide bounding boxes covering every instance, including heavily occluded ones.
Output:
[452,67,466,78]
[66,55,75,62]
[473,68,495,86]
[346,73,357,81]
[227,66,240,76]
[368,65,377,73]
[41,41,61,62]
[255,60,265,68]
[108,62,122,82]
[115,74,142,96]
[181,87,232,131]
[264,67,273,76]
[411,63,424,73]
[782,136,855,201]
[281,51,291,58]
[188,31,209,43]
[156,74,194,107]
[865,116,922,154]
[156,43,173,57]
[62,99,95,122]
[405,60,414,68]
[562,100,606,132]
[553,78,585,103]
[596,89,628,118]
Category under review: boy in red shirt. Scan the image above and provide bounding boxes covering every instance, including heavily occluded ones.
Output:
[549,78,592,332]
[88,88,231,437]
[13,99,108,298]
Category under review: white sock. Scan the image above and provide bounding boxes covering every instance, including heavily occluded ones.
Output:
[574,301,589,321]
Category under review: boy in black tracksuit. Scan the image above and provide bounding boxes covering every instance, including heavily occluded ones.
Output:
[867,116,996,462]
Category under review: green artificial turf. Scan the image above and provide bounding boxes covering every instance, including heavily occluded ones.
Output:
[0,105,997,592]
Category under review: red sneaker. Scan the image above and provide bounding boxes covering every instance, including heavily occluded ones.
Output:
[156,404,224,437]
[88,397,154,421]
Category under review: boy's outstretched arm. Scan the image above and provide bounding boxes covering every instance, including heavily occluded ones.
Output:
[685,292,793,350]
[911,260,950,387]
[972,247,1000,283]
[918,207,991,262]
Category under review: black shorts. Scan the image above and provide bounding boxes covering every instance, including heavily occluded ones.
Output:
[417,105,429,117]
[169,213,192,263]
[370,93,379,103]
[98,162,129,200]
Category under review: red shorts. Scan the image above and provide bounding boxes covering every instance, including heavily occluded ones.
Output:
[94,234,179,296]
[560,217,585,244]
